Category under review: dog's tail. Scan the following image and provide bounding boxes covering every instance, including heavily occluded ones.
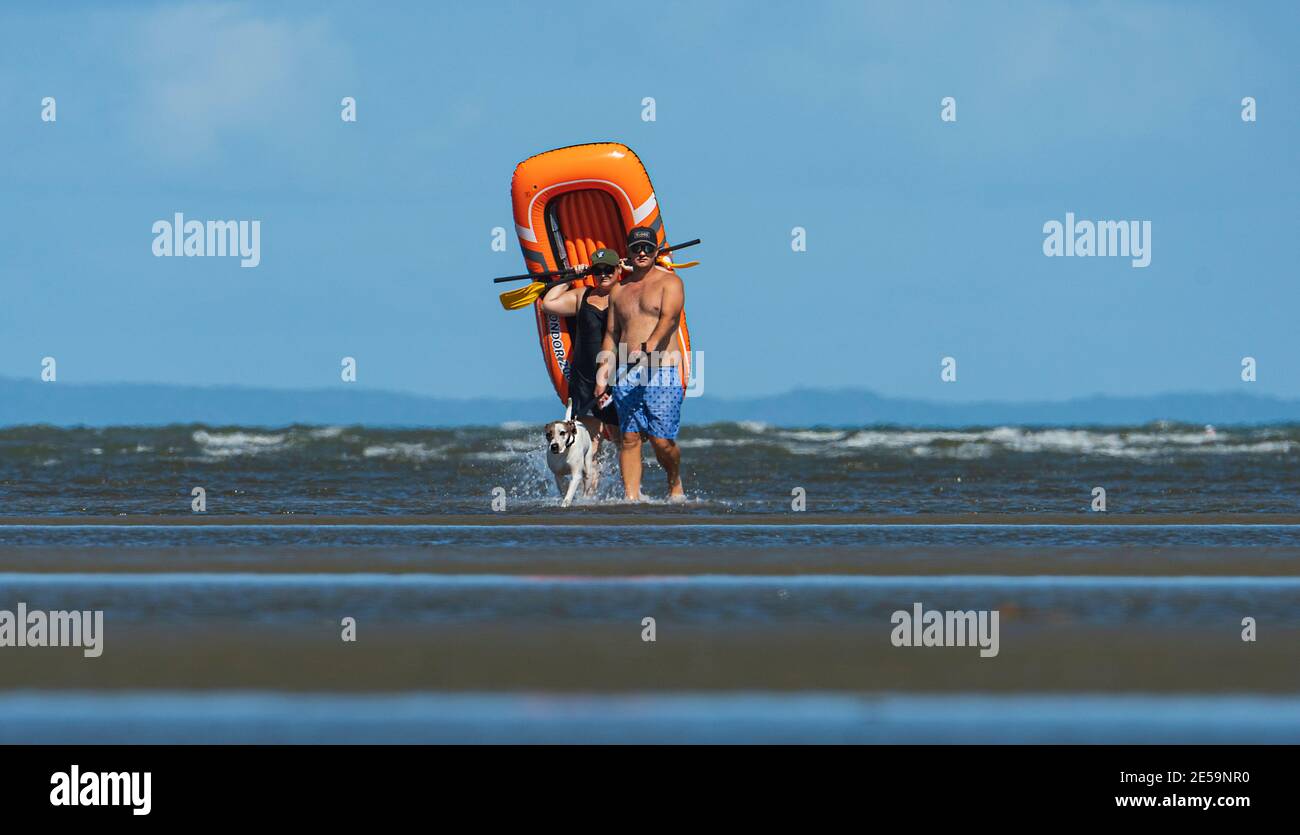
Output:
[564,398,573,421]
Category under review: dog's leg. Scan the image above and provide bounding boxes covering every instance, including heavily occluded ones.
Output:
[554,472,568,499]
[561,472,582,508]
[583,441,599,496]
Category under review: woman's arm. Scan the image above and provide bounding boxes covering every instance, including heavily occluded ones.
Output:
[539,263,589,316]
[540,279,583,316]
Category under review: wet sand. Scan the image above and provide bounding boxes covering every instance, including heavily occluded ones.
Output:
[4,544,1300,575]
[5,512,1300,525]
[4,623,1299,693]
[4,528,1298,742]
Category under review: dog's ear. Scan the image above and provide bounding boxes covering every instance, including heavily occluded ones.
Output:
[565,420,577,436]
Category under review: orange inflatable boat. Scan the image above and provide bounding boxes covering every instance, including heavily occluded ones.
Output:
[510,142,691,404]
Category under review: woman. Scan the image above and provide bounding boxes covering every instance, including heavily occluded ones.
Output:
[540,247,622,454]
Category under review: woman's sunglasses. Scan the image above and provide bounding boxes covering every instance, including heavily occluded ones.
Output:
[592,265,617,277]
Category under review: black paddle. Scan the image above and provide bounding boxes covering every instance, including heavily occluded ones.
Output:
[492,239,702,284]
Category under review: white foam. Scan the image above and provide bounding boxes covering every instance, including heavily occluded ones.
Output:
[676,438,760,449]
[362,443,446,462]
[192,430,286,458]
[778,429,848,442]
[815,426,1293,459]
[192,430,284,446]
[1202,441,1293,455]
[838,430,974,449]
[464,451,516,462]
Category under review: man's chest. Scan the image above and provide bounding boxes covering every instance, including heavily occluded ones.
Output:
[615,281,661,318]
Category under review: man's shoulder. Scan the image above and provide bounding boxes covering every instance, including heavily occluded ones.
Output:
[650,266,684,286]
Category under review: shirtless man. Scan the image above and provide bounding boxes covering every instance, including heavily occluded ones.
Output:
[594,226,686,501]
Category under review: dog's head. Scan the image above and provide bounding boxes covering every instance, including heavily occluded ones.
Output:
[544,420,578,454]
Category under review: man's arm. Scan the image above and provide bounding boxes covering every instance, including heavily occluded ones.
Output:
[645,274,684,353]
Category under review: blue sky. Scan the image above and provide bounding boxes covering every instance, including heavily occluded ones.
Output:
[1,1,1296,402]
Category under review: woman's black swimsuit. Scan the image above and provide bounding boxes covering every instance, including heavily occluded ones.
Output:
[568,288,619,426]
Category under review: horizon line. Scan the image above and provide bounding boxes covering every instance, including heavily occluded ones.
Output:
[0,376,1291,408]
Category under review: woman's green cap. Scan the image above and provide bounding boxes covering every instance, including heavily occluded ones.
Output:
[590,248,620,267]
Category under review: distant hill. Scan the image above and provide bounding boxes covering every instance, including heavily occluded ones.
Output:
[2,377,1299,428]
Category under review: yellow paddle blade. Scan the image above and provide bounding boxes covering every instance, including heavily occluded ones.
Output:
[657,256,700,270]
[499,281,547,311]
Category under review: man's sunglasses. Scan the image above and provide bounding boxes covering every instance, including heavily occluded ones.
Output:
[628,243,657,256]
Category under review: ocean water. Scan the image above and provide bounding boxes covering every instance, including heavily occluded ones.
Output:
[1,422,1297,516]
[2,423,1299,742]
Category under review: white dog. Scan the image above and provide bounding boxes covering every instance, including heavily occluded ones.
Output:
[543,420,598,507]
